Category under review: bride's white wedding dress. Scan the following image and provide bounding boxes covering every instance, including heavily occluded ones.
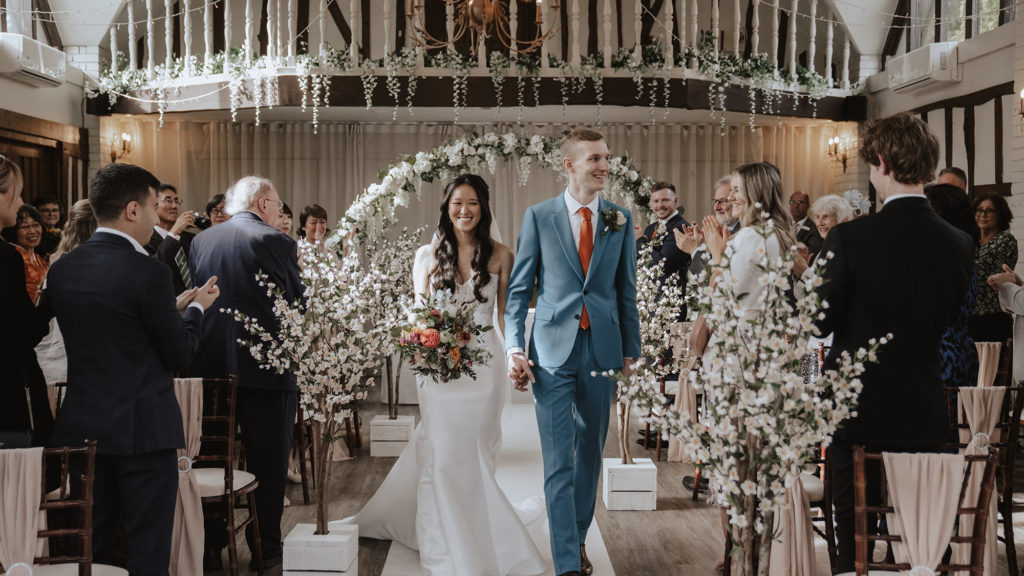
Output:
[344,271,546,576]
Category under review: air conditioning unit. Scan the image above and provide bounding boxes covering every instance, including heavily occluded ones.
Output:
[887,42,960,94]
[0,33,66,87]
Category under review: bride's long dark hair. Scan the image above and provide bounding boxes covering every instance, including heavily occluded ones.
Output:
[430,174,495,303]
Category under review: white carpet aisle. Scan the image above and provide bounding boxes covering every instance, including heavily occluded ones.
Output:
[380,403,615,576]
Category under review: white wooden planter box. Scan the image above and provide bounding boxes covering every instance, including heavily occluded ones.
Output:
[283,523,358,574]
[602,457,658,511]
[370,414,415,457]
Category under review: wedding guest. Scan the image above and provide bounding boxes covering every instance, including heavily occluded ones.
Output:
[0,155,54,448]
[816,114,974,574]
[49,163,219,574]
[35,199,97,385]
[189,176,302,570]
[989,265,1024,385]
[277,202,294,236]
[298,203,329,248]
[635,181,690,321]
[789,190,823,259]
[148,183,197,294]
[674,175,738,278]
[970,192,1017,342]
[206,192,230,226]
[925,184,980,390]
[936,166,967,190]
[792,195,853,277]
[33,194,63,258]
[2,204,49,303]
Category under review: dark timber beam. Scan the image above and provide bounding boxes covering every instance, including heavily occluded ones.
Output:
[34,0,63,50]
[327,0,352,45]
[881,0,910,69]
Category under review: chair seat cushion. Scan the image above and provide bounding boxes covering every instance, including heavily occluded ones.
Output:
[33,563,128,576]
[193,468,257,498]
[799,473,824,502]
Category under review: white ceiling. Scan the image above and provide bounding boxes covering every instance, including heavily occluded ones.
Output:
[823,0,901,56]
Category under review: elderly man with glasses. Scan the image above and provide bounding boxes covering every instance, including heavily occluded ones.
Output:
[673,175,740,277]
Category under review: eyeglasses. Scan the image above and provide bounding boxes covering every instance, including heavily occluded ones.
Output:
[712,198,731,206]
[17,222,42,231]
[209,208,224,216]
[263,198,284,210]
[976,208,997,216]
[37,207,59,214]
[789,200,808,206]
[160,197,183,205]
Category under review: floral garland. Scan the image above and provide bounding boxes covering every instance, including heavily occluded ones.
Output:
[427,51,473,123]
[328,132,655,246]
[384,48,418,120]
[488,52,511,113]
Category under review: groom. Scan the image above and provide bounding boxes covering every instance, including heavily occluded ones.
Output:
[505,128,641,576]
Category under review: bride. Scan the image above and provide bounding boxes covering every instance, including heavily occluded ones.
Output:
[344,174,546,576]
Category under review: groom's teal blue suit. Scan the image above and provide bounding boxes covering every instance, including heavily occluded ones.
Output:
[505,192,641,575]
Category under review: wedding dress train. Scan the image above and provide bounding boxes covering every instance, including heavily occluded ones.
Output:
[344,273,546,576]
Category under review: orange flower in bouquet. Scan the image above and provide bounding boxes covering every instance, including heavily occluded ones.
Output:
[393,290,492,384]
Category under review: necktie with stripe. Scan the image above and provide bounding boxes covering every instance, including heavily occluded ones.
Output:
[175,247,193,289]
[578,207,593,330]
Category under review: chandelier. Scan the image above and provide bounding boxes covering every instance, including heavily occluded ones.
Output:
[407,0,561,55]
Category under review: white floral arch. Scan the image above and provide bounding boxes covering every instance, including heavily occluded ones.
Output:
[329,132,655,248]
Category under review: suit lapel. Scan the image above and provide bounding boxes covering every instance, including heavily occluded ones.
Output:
[585,199,611,285]
[550,201,585,283]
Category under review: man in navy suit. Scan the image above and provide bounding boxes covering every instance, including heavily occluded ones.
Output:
[49,163,220,575]
[189,176,302,568]
[635,181,690,321]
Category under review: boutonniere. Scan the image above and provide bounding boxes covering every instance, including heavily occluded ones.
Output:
[601,208,626,236]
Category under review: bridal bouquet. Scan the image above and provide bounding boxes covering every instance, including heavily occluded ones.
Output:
[394,290,493,384]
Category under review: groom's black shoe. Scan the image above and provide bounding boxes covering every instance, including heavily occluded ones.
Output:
[581,544,593,576]
[683,475,710,492]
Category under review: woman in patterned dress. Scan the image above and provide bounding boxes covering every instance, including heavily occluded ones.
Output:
[970,192,1016,342]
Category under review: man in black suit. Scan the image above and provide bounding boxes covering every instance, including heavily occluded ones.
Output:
[790,190,823,258]
[815,114,974,574]
[635,181,690,320]
[146,183,197,294]
[188,176,302,569]
[48,163,220,575]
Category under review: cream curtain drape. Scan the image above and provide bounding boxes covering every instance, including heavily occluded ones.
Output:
[115,119,845,244]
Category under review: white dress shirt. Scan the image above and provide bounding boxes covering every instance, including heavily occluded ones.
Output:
[96,226,205,313]
[153,224,179,241]
[658,210,680,228]
[563,189,600,249]
[883,192,924,206]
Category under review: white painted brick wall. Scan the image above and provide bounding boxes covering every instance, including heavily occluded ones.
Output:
[1012,19,1024,272]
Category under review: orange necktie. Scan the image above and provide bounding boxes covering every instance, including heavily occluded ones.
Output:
[578,207,593,330]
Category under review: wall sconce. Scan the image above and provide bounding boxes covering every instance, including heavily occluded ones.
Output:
[110,131,132,163]
[1019,88,1024,117]
[827,135,854,173]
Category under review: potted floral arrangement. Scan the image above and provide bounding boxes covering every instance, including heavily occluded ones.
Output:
[654,219,887,576]
[599,230,687,510]
[229,241,393,572]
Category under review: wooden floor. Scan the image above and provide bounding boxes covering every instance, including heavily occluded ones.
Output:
[224,385,1024,576]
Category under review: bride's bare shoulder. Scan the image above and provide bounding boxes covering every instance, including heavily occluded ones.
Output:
[414,244,435,265]
[489,241,513,272]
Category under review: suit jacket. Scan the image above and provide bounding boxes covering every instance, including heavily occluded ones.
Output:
[815,196,974,449]
[188,211,302,390]
[147,229,195,295]
[48,232,203,455]
[795,218,823,258]
[636,213,690,320]
[505,196,642,369]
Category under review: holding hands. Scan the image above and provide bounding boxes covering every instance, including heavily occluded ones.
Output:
[988,264,1023,291]
[508,353,535,392]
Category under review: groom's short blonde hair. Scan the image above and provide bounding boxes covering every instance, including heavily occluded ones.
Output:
[560,128,605,160]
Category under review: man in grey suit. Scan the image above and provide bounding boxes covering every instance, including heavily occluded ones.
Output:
[189,176,303,569]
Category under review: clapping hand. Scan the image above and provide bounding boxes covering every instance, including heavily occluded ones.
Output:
[193,276,221,309]
[673,224,703,255]
[701,215,730,265]
[792,243,810,277]
[175,288,199,314]
[988,264,1023,291]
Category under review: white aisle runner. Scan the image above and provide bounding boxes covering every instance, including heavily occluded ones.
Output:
[380,403,615,576]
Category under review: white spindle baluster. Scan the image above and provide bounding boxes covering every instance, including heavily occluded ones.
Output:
[478,34,486,68]
[711,0,719,58]
[128,0,137,70]
[183,0,192,73]
[751,0,759,55]
[164,0,173,68]
[266,0,275,61]
[318,0,326,62]
[224,0,232,59]
[540,2,548,69]
[288,0,296,61]
[788,0,797,77]
[770,0,778,69]
[841,36,849,89]
[603,0,613,67]
[808,0,816,74]
[664,0,674,66]
[688,0,696,67]
[825,13,834,85]
[146,0,154,78]
[733,0,740,55]
[445,1,455,53]
[110,25,119,73]
[678,0,686,68]
[351,0,360,66]
[633,0,642,60]
[276,0,285,61]
[245,0,254,63]
[384,0,392,53]
[204,0,213,72]
[509,0,517,54]
[571,0,580,64]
